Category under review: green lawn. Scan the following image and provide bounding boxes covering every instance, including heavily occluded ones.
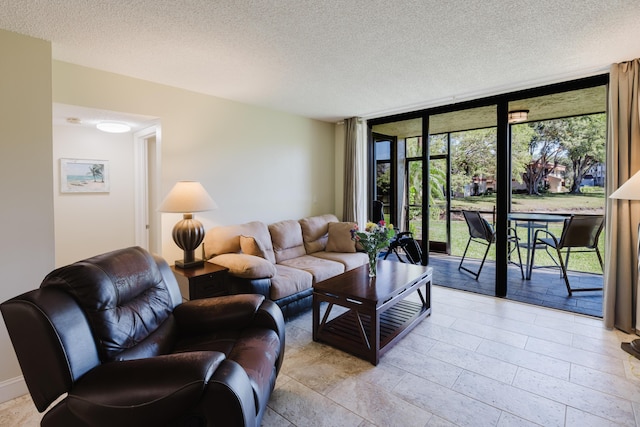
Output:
[450,188,605,213]
[415,190,606,275]
[428,220,604,274]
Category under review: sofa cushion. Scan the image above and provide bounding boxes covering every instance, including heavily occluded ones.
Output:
[240,235,267,258]
[299,214,339,254]
[269,220,306,263]
[209,255,276,279]
[204,221,275,264]
[311,251,368,271]
[279,255,344,283]
[325,222,357,253]
[270,265,313,300]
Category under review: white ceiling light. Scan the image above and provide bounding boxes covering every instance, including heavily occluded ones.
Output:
[96,122,131,133]
[508,110,529,124]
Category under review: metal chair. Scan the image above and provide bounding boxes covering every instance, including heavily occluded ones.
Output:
[384,231,423,264]
[530,214,604,295]
[458,210,524,280]
[372,200,384,224]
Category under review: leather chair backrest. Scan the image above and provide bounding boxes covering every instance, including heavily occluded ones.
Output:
[40,246,183,362]
[1,288,100,412]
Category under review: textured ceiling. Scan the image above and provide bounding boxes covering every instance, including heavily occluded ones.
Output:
[1,1,639,122]
[373,85,607,137]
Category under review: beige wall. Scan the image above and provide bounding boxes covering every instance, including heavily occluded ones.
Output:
[0,30,54,399]
[53,125,137,266]
[53,61,337,264]
[0,31,340,402]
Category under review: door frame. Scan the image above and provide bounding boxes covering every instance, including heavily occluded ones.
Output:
[134,124,161,254]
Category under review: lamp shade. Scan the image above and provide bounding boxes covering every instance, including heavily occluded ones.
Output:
[609,170,640,200]
[158,181,218,213]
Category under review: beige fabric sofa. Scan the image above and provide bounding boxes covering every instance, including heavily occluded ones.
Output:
[203,214,368,318]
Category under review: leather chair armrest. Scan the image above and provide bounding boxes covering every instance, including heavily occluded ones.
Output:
[67,351,225,427]
[254,299,286,373]
[173,294,266,332]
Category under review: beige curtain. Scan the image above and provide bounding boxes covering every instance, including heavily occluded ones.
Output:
[343,117,366,224]
[604,58,640,333]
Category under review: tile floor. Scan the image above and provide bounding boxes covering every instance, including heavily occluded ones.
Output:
[1,285,639,426]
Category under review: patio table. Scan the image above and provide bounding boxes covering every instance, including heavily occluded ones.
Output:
[507,212,569,279]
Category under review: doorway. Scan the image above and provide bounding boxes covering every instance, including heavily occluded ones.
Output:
[134,125,161,255]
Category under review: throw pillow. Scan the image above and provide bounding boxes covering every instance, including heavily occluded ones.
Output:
[240,235,267,258]
[325,222,357,253]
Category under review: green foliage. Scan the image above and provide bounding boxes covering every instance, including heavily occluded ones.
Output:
[407,136,423,157]
[510,125,535,184]
[510,113,605,194]
[449,128,496,194]
[376,163,390,197]
[562,114,605,192]
[352,221,395,254]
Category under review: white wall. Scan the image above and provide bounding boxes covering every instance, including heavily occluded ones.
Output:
[0,30,54,400]
[53,125,136,266]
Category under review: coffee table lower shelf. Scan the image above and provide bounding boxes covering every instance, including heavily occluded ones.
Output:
[316,299,428,364]
[313,261,432,365]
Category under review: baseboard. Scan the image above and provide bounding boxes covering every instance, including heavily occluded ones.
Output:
[0,375,28,404]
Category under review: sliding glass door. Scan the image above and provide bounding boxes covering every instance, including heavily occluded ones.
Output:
[368,75,608,304]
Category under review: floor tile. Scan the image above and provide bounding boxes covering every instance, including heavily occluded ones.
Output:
[2,283,636,427]
[393,373,502,426]
[268,379,364,426]
[513,368,636,426]
[328,377,433,427]
[428,341,518,384]
[476,339,571,380]
[453,370,566,427]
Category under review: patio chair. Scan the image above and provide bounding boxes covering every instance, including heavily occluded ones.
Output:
[384,231,423,264]
[372,200,384,224]
[458,210,524,280]
[530,214,604,295]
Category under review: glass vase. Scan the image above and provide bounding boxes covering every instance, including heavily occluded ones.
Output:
[368,251,379,277]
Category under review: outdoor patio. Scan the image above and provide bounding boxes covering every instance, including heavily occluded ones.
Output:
[425,253,603,318]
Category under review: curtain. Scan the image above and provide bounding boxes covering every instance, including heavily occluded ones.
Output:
[343,117,366,225]
[604,59,640,333]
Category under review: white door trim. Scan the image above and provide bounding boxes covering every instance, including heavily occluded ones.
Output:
[134,124,161,253]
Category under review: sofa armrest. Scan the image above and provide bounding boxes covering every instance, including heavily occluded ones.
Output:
[174,294,267,332]
[228,276,272,297]
[67,351,226,427]
[210,254,276,279]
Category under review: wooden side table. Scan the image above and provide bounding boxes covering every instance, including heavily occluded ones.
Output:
[171,262,229,301]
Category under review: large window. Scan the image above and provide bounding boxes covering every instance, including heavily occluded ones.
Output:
[368,75,608,298]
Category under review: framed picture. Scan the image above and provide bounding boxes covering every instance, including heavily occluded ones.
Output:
[60,158,110,193]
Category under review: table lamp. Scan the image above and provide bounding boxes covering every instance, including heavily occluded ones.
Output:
[609,170,640,358]
[158,181,218,269]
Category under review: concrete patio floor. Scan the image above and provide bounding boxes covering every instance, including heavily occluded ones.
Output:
[426,253,603,318]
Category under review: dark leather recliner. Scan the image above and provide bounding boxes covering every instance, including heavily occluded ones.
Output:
[1,246,285,426]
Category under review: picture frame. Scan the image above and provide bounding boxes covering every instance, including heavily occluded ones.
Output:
[60,158,110,193]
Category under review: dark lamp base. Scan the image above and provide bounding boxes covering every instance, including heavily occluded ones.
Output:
[175,259,205,269]
[621,339,640,359]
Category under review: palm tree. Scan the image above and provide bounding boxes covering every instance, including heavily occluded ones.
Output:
[89,164,104,183]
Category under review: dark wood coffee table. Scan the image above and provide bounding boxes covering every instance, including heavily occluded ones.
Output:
[312,260,432,365]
